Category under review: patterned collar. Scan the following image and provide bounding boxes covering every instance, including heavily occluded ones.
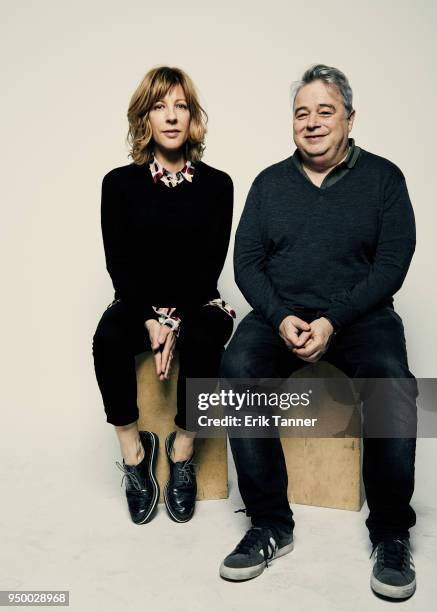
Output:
[149,155,195,188]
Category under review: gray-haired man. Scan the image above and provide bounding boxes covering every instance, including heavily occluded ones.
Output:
[219,65,417,600]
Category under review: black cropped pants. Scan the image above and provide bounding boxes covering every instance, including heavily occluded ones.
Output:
[92,299,234,430]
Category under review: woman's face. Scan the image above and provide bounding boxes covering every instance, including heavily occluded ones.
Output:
[148,84,191,154]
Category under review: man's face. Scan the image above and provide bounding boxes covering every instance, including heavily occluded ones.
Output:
[293,79,355,164]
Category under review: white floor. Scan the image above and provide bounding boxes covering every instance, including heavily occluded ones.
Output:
[1,417,436,612]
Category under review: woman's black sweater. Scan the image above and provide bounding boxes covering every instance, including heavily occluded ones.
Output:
[100,161,233,321]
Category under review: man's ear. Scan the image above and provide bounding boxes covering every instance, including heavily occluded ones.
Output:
[347,109,356,133]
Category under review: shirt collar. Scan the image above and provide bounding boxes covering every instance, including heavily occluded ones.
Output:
[344,138,360,168]
[149,154,195,185]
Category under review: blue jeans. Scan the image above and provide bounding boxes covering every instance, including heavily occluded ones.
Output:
[220,306,417,545]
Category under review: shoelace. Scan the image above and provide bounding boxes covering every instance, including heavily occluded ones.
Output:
[115,461,144,491]
[234,527,276,568]
[370,539,410,571]
[173,459,196,485]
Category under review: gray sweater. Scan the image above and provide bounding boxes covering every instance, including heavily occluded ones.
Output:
[234,149,416,331]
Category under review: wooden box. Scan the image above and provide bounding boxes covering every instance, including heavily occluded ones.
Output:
[135,352,228,503]
[282,363,365,511]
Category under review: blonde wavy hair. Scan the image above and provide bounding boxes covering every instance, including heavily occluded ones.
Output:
[127,66,208,165]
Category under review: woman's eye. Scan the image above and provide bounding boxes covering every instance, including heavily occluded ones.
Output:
[177,103,188,109]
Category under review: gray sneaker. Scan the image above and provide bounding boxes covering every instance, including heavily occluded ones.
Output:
[370,538,416,599]
[220,526,294,581]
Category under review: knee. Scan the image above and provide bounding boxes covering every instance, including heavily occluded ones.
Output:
[220,342,257,378]
[357,356,411,378]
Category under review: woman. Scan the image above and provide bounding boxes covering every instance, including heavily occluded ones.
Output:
[92,66,234,524]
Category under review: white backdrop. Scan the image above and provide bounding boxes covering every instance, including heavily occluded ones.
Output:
[1,0,436,558]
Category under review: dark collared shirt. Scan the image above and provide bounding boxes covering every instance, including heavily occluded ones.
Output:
[292,138,361,189]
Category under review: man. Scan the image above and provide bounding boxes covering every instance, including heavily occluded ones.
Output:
[219,65,417,600]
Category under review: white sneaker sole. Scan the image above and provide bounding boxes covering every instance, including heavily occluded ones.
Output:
[371,574,416,599]
[219,541,294,581]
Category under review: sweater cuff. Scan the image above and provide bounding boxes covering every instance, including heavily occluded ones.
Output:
[270,307,295,332]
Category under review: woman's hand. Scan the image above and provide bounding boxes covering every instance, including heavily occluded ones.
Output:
[145,319,177,380]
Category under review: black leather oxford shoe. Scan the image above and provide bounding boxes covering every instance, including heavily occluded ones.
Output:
[115,430,159,524]
[164,431,197,523]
